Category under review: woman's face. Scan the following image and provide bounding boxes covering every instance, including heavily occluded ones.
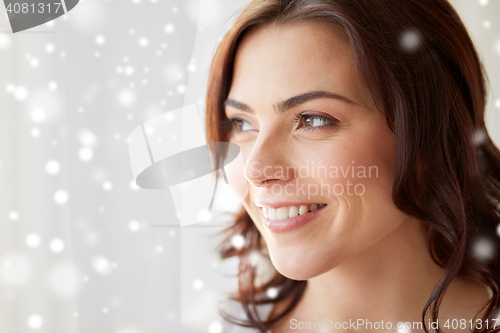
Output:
[225,22,408,280]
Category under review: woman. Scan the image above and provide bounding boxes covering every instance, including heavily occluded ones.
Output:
[205,0,500,332]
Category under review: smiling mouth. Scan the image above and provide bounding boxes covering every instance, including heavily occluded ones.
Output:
[261,204,327,221]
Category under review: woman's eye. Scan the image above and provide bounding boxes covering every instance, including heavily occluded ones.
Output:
[229,118,257,132]
[295,113,338,131]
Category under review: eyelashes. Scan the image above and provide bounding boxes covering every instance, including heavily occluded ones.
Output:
[222,112,340,134]
[221,118,256,133]
[292,112,339,132]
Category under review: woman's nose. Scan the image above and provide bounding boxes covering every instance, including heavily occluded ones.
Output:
[243,134,294,187]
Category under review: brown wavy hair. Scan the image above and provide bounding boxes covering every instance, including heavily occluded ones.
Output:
[205,0,500,332]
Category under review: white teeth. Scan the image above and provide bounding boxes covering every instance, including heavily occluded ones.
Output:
[261,204,326,220]
[268,208,277,221]
[277,207,288,220]
[299,205,309,215]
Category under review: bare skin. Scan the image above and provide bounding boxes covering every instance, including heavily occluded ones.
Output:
[268,219,490,332]
[224,21,491,332]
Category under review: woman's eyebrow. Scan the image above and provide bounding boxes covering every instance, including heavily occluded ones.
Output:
[224,90,357,114]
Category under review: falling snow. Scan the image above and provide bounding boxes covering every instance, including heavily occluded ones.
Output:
[208,321,223,333]
[399,28,422,53]
[54,190,69,205]
[164,24,175,34]
[78,129,98,147]
[128,220,140,232]
[95,35,106,45]
[397,324,411,333]
[231,235,245,249]
[14,86,28,100]
[45,43,55,53]
[45,160,60,175]
[118,89,136,106]
[472,238,495,261]
[129,180,139,191]
[472,129,487,146]
[192,279,204,290]
[31,108,46,123]
[50,239,65,253]
[266,287,278,299]
[124,66,134,76]
[91,255,112,275]
[48,81,58,91]
[102,181,113,191]
[79,147,94,161]
[31,128,40,137]
[0,34,11,50]
[248,251,260,267]
[495,39,500,55]
[176,84,186,94]
[26,234,41,248]
[29,58,39,68]
[9,211,19,221]
[5,83,15,93]
[28,314,43,329]
[138,37,149,47]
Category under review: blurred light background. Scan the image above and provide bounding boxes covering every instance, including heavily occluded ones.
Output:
[0,0,499,332]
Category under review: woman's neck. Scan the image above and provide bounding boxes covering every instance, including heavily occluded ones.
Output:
[269,218,490,332]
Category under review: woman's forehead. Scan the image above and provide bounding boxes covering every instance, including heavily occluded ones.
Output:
[230,22,373,112]
[235,22,350,67]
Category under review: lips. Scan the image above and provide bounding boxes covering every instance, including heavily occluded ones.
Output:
[257,203,327,233]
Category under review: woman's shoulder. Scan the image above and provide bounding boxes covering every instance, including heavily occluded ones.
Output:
[182,299,274,333]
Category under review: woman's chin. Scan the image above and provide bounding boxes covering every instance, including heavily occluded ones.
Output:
[275,268,314,281]
[268,249,327,281]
